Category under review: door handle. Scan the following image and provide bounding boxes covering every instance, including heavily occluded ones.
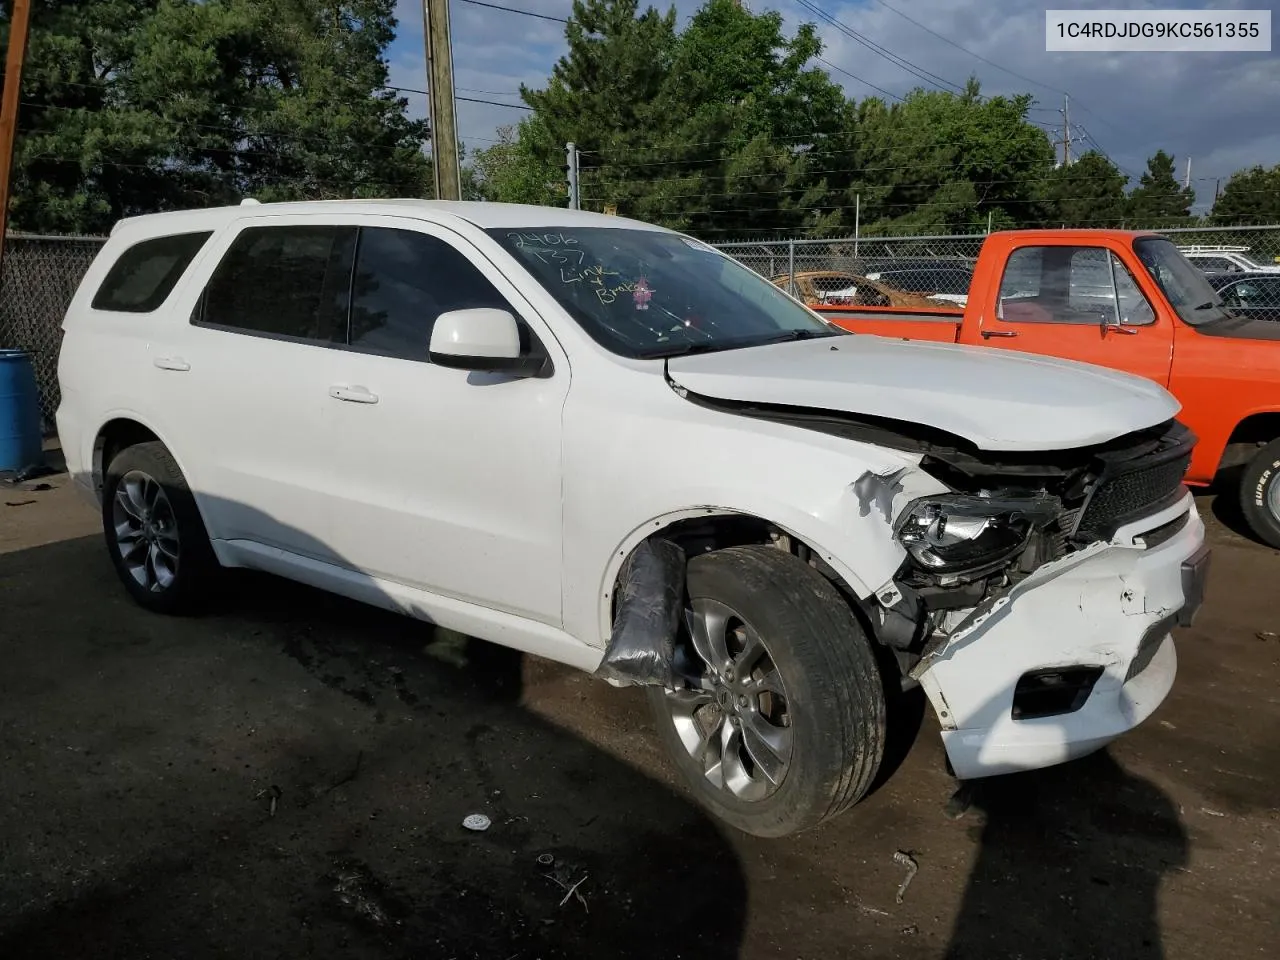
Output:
[153,356,190,371]
[1104,324,1139,336]
[328,384,379,404]
[980,330,1018,339]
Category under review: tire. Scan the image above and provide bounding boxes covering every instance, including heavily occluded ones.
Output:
[102,440,219,614]
[1239,438,1280,550]
[646,544,886,838]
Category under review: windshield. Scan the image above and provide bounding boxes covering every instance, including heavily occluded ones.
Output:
[486,226,839,358]
[1133,236,1233,326]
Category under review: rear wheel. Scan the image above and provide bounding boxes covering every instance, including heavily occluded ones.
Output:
[646,544,886,838]
[1239,438,1280,549]
[102,440,219,614]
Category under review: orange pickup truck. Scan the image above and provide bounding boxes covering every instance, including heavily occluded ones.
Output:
[813,230,1280,547]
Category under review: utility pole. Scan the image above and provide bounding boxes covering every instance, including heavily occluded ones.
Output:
[0,0,33,270]
[565,142,579,210]
[1059,93,1072,167]
[422,0,461,201]
[1184,156,1192,189]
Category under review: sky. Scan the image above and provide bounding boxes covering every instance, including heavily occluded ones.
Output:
[384,0,1280,213]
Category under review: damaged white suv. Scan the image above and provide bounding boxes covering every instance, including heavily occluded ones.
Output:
[57,201,1209,838]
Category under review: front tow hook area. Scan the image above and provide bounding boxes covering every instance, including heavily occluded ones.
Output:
[1178,545,1211,628]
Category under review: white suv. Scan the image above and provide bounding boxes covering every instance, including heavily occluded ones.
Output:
[57,200,1209,837]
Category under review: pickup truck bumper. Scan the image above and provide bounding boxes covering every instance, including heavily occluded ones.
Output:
[915,492,1208,781]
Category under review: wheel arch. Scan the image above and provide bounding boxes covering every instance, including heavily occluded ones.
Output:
[596,506,883,644]
[1216,411,1280,474]
[92,415,205,517]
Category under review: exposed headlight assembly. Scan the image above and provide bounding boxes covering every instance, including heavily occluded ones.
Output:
[895,494,1058,579]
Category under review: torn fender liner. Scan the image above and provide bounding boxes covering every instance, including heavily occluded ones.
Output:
[595,538,686,687]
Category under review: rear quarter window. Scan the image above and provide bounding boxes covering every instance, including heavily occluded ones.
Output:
[91,231,213,313]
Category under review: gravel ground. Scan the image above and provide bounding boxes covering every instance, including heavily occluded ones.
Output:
[1,461,1277,960]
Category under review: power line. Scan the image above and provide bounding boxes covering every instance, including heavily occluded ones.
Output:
[456,0,568,23]
[867,0,1069,99]
[457,94,531,110]
[796,0,966,94]
[815,56,903,103]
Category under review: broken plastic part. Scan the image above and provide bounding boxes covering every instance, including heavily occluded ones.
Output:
[594,538,686,687]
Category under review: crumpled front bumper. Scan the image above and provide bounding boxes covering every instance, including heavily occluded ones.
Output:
[914,492,1208,780]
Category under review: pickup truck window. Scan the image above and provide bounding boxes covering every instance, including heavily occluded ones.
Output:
[1133,236,1233,327]
[487,227,836,359]
[997,245,1154,326]
[348,228,513,361]
[199,225,354,344]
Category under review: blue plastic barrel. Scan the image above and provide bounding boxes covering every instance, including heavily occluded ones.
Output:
[0,349,43,471]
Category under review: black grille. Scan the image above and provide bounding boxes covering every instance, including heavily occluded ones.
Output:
[1076,451,1191,541]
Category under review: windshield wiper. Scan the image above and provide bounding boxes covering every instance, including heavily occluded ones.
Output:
[647,327,838,359]
[752,328,843,344]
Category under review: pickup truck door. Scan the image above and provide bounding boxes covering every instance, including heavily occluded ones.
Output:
[969,242,1174,387]
[318,218,570,628]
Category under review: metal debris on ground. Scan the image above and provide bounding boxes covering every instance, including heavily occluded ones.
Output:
[1256,631,1279,642]
[543,871,590,913]
[253,784,282,816]
[462,813,491,832]
[892,850,919,904]
[536,853,555,866]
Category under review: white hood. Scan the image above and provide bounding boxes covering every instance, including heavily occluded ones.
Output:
[666,335,1180,452]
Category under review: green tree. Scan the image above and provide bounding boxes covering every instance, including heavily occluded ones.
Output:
[1040,150,1129,227]
[1126,149,1195,226]
[4,0,430,234]
[847,81,1055,235]
[467,122,562,204]
[506,0,848,236]
[1211,164,1280,224]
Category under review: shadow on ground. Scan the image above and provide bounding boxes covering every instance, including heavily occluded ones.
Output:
[0,535,747,960]
[942,750,1187,960]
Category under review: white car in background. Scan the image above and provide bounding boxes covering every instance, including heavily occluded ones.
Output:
[56,200,1208,837]
[1179,245,1280,275]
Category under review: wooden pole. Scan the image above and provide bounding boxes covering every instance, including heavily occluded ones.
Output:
[0,0,34,269]
[422,0,461,201]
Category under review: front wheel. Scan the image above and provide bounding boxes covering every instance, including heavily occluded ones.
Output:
[1238,438,1280,550]
[646,544,886,838]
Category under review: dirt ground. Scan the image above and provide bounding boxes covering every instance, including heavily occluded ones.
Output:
[1,455,1277,960]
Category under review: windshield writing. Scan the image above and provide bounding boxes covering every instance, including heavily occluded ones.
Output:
[487,226,837,358]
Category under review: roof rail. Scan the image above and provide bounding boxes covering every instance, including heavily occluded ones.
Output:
[1177,244,1251,253]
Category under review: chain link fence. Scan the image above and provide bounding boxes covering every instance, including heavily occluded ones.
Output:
[714,225,1280,311]
[2,224,1279,431]
[0,233,107,430]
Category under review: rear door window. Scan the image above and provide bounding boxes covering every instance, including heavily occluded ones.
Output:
[198,225,356,344]
[347,227,513,361]
[92,231,213,313]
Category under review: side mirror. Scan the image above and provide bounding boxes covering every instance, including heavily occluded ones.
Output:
[428,308,546,376]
